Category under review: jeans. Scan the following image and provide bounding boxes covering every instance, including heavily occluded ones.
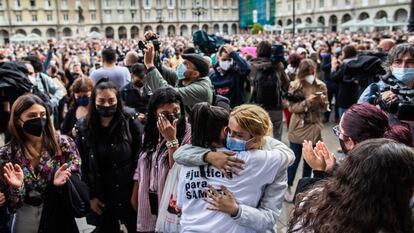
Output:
[338,107,347,118]
[268,110,283,141]
[287,142,312,186]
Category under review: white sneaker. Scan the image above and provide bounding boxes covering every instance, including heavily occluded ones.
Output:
[284,188,294,203]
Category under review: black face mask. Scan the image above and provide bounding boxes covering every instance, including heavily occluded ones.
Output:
[23,117,47,137]
[164,113,181,124]
[339,138,349,154]
[75,96,90,107]
[96,105,117,117]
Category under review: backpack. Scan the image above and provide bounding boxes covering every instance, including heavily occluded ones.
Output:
[251,68,283,110]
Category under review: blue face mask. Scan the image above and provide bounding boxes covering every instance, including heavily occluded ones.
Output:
[392,67,414,85]
[176,63,187,80]
[226,133,248,152]
[75,96,90,106]
[335,47,342,54]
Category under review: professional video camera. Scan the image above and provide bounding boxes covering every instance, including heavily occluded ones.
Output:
[270,44,287,68]
[369,75,414,121]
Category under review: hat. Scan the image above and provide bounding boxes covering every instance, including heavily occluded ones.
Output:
[182,54,209,77]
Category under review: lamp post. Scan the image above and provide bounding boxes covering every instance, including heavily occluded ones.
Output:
[192,1,207,31]
[293,0,296,36]
[408,0,414,32]
[156,15,164,36]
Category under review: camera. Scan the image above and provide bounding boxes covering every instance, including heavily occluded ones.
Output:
[270,44,287,68]
[371,76,414,121]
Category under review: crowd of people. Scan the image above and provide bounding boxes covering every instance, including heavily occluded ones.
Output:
[0,29,413,233]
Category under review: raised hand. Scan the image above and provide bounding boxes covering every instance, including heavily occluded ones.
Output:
[3,163,24,189]
[315,142,336,172]
[53,163,71,186]
[157,113,177,142]
[302,140,326,171]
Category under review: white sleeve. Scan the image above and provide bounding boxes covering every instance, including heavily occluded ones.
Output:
[176,168,186,209]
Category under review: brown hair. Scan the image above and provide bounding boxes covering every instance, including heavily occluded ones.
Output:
[8,94,61,160]
[69,78,94,107]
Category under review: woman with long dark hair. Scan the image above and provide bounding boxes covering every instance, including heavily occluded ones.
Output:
[289,138,414,233]
[131,87,191,232]
[75,80,143,233]
[0,94,82,233]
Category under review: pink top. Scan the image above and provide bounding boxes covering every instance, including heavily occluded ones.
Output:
[134,125,191,232]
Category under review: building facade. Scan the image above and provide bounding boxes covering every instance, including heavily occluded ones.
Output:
[275,0,410,32]
[0,0,239,43]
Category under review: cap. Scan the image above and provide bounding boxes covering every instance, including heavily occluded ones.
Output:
[182,53,209,77]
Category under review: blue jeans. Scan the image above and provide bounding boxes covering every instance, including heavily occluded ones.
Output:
[338,107,347,118]
[288,142,312,186]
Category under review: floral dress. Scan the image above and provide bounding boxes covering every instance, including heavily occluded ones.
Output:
[0,134,81,213]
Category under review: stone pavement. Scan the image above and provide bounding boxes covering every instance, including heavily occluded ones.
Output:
[76,120,340,233]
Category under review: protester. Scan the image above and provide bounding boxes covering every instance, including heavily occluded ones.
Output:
[0,94,83,233]
[131,88,191,232]
[288,138,414,233]
[285,59,329,202]
[75,80,142,233]
[89,48,131,89]
[174,104,294,232]
[210,45,251,108]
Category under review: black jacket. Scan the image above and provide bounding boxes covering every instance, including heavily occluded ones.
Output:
[75,112,142,206]
[331,60,360,109]
[209,51,251,108]
[60,108,77,138]
[120,82,151,115]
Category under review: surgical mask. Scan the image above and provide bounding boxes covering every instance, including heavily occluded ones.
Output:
[75,96,90,107]
[164,113,181,124]
[176,63,186,80]
[226,133,248,152]
[335,47,342,54]
[219,60,232,71]
[305,75,315,84]
[392,67,414,85]
[96,105,117,117]
[23,117,47,137]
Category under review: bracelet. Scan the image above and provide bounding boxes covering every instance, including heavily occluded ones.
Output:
[166,139,179,149]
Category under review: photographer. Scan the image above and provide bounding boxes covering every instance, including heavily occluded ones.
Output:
[359,43,414,135]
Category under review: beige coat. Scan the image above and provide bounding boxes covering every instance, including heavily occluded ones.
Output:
[287,79,328,144]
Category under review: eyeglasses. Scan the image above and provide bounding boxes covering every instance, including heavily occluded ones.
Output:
[332,125,348,139]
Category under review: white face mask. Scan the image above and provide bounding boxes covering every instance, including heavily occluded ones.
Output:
[305,75,315,84]
[219,60,232,71]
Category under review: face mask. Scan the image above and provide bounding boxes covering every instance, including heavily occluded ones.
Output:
[164,113,181,124]
[392,67,414,85]
[176,63,186,80]
[219,60,232,71]
[305,75,315,84]
[75,96,90,107]
[339,138,349,155]
[320,52,327,57]
[23,117,47,137]
[335,47,342,54]
[96,105,117,117]
[226,133,248,152]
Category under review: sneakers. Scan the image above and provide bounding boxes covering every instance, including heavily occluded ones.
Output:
[284,187,294,203]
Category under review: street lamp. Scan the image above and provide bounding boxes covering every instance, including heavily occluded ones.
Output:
[192,1,207,30]
[292,0,296,36]
[408,0,414,32]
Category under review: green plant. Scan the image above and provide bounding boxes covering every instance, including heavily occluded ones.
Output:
[251,24,263,35]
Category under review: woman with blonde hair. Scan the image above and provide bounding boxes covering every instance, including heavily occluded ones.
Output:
[174,103,294,232]
[285,59,329,202]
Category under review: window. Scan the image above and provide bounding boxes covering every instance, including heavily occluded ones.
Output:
[288,3,291,11]
[104,0,110,7]
[15,0,20,8]
[16,14,22,22]
[168,0,173,7]
[62,0,67,8]
[156,10,161,19]
[0,0,2,8]
[180,0,185,7]
[131,0,135,6]
[203,0,208,7]
[89,0,95,8]
[223,0,227,6]
[232,0,236,6]
[145,11,150,20]
[47,14,52,21]
[169,11,173,20]
[144,0,150,7]
[91,12,96,20]
[0,13,3,22]
[30,0,35,7]
[118,0,123,6]
[32,14,37,21]
[45,0,51,8]
[181,10,186,20]
[63,13,69,21]
[345,0,351,5]
[104,10,111,20]
[118,10,124,21]
[297,2,300,10]
[319,0,324,7]
[156,0,161,7]
[131,11,135,19]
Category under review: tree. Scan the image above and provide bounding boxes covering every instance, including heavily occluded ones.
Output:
[251,24,263,35]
